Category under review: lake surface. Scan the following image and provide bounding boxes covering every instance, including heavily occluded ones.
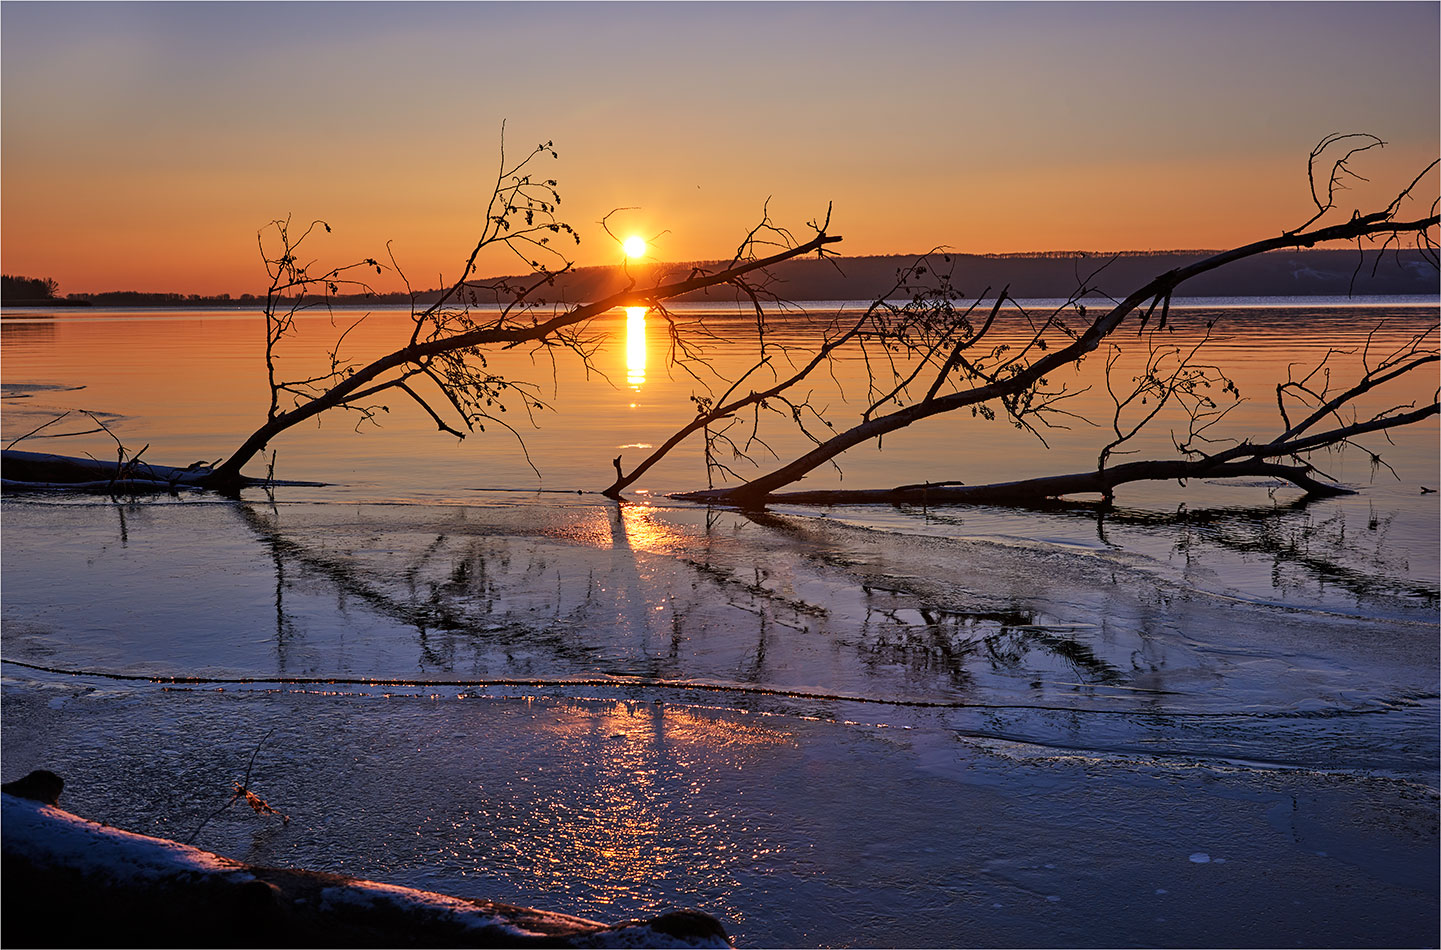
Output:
[2,298,1438,947]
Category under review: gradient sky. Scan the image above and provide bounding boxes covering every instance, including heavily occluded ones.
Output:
[3,1,1437,295]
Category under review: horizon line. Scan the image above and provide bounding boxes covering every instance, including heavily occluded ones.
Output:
[11,244,1427,300]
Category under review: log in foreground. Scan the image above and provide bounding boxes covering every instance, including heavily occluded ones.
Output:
[1,772,729,948]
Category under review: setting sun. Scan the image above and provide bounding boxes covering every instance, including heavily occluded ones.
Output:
[622,235,647,259]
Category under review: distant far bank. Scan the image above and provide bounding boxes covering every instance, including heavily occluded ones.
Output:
[1,298,92,308]
[4,248,1436,309]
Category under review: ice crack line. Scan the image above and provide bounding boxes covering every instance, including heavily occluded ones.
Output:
[1,658,1413,720]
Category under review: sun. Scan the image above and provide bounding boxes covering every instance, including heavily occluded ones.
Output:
[622,235,647,259]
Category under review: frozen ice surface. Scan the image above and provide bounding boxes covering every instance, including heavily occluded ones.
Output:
[3,496,1438,947]
[5,498,1436,774]
[4,678,1436,948]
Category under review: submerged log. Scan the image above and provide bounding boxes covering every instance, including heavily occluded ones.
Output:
[1,449,218,493]
[1,772,729,948]
[675,457,1355,508]
[0,450,320,494]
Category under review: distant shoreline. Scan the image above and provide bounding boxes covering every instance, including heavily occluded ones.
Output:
[1,298,91,308]
[6,247,1437,309]
[4,293,1438,318]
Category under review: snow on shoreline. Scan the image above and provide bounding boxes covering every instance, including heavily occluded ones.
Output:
[4,790,245,878]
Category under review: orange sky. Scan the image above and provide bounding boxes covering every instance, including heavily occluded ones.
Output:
[3,2,1437,296]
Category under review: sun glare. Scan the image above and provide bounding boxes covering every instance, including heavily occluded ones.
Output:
[623,236,647,259]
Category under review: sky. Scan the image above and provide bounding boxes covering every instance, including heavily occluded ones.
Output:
[3,1,1437,296]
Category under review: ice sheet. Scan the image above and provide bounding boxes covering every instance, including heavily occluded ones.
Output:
[3,496,1437,946]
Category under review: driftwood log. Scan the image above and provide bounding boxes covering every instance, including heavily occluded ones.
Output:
[0,450,313,495]
[1,771,729,948]
[679,458,1355,508]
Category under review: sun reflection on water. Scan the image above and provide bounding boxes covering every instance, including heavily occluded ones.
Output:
[624,307,647,390]
[616,502,683,554]
[427,697,795,913]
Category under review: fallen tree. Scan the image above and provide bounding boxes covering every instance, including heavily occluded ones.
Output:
[607,135,1439,508]
[2,133,841,494]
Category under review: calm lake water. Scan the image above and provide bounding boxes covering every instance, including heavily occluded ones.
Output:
[2,297,1438,947]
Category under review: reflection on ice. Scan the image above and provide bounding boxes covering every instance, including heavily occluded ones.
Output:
[614,501,687,555]
[2,494,1438,947]
[3,498,1435,780]
[823,490,1439,618]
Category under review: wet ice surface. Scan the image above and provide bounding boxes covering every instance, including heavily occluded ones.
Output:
[3,495,1438,947]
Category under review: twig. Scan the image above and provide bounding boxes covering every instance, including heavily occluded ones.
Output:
[184,727,288,845]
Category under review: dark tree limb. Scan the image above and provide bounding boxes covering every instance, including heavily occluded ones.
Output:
[754,459,1350,507]
[604,253,986,497]
[395,381,469,439]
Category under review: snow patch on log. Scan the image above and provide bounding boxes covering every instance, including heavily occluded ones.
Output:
[3,792,245,879]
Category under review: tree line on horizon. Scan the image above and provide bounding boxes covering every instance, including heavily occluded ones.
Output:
[1,274,60,301]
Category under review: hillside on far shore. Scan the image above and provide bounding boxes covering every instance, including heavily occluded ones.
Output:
[488,247,1438,305]
[12,248,1438,308]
